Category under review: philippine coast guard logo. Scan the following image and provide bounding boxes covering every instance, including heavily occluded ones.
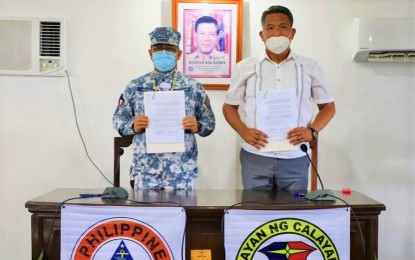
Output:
[70,218,174,260]
[236,218,339,260]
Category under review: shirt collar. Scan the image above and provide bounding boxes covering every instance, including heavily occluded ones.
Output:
[152,69,176,78]
[261,50,297,64]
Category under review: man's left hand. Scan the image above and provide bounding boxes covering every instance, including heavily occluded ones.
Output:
[287,127,313,145]
[183,116,199,133]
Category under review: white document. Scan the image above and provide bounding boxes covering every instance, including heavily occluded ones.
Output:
[256,89,298,152]
[144,91,185,153]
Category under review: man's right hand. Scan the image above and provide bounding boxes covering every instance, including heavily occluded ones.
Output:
[222,103,268,150]
[240,128,268,150]
[133,115,149,133]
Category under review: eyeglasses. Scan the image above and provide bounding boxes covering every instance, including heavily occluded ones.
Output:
[151,45,179,53]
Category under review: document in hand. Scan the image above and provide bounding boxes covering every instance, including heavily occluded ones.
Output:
[144,91,185,153]
[256,89,297,152]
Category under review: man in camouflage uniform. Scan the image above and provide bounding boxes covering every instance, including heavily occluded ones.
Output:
[113,27,215,190]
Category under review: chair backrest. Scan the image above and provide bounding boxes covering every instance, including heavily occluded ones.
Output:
[113,136,318,190]
[309,139,318,191]
[114,136,133,187]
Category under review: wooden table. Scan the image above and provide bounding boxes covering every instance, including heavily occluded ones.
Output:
[25,188,385,259]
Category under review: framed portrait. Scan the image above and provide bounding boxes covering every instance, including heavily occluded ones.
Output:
[172,0,243,90]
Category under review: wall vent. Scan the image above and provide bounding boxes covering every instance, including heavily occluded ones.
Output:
[40,21,61,57]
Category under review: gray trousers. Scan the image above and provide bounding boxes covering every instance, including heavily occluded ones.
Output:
[240,148,309,191]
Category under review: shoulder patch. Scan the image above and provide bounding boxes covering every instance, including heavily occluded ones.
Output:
[114,94,124,114]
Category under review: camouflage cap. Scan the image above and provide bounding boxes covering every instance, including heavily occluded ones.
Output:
[149,27,181,46]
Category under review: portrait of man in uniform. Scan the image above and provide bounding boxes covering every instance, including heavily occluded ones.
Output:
[183,14,231,78]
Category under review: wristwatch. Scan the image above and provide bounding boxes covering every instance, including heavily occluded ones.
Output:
[309,127,319,140]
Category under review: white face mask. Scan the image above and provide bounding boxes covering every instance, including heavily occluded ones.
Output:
[265,36,291,55]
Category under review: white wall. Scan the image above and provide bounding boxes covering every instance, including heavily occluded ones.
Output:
[1,0,414,259]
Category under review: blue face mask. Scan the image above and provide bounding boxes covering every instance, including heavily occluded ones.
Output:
[152,50,177,72]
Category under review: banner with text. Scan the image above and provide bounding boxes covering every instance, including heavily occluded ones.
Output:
[224,208,350,260]
[61,205,186,260]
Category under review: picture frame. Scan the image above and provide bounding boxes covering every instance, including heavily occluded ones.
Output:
[172,0,243,90]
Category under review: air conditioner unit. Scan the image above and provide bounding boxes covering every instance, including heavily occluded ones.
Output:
[0,16,66,76]
[354,17,415,62]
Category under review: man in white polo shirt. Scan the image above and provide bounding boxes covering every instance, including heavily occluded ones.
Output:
[222,5,336,191]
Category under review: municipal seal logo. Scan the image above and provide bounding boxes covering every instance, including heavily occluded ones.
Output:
[70,218,174,260]
[236,218,339,260]
[259,241,316,259]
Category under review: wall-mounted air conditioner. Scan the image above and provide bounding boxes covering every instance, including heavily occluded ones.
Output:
[0,16,66,76]
[354,17,415,62]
